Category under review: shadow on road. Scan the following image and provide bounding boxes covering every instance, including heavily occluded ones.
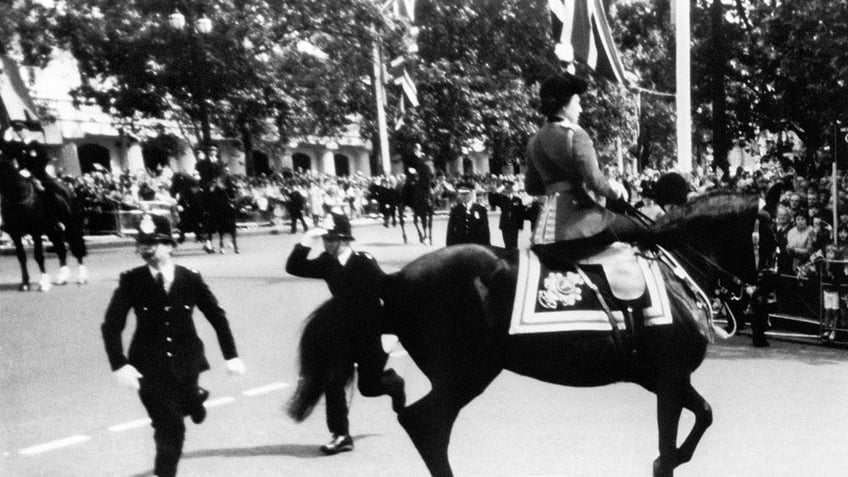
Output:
[708,337,847,365]
[181,433,380,461]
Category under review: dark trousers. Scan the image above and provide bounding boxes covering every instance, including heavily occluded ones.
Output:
[138,374,200,477]
[501,228,519,249]
[289,211,309,233]
[325,367,353,436]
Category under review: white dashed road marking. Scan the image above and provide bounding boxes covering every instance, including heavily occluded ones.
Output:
[204,396,235,408]
[108,418,152,432]
[13,382,298,456]
[241,382,290,396]
[19,435,91,456]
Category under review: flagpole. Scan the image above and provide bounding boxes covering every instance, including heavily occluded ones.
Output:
[674,0,692,173]
[372,40,392,176]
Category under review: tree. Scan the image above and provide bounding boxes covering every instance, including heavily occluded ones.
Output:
[0,0,56,66]
[52,0,390,174]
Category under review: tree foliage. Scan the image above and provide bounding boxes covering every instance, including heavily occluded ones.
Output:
[51,0,389,171]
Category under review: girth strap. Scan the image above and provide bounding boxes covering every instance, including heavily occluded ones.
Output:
[574,266,627,368]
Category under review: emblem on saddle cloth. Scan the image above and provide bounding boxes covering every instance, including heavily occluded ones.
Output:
[509,243,672,335]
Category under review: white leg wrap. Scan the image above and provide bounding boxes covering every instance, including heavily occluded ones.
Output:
[77,265,89,284]
[39,273,52,292]
[55,266,70,285]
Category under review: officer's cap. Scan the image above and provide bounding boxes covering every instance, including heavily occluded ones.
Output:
[136,213,176,245]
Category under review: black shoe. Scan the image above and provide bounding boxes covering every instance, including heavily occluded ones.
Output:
[189,387,209,424]
[382,371,406,413]
[752,338,770,348]
[319,434,354,455]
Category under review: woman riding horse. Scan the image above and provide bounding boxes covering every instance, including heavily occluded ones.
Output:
[290,190,775,477]
[525,73,645,247]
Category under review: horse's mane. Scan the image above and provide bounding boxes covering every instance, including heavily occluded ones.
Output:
[653,190,759,240]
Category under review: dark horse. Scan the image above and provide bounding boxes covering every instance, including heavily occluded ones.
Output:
[0,150,87,291]
[398,173,436,245]
[289,191,774,476]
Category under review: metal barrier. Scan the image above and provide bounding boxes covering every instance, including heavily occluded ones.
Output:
[768,259,848,344]
[83,201,179,236]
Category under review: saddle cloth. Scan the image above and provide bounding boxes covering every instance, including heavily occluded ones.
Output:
[509,243,673,335]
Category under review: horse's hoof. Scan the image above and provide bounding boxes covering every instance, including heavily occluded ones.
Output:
[218,249,225,254]
[234,249,240,254]
[55,266,70,285]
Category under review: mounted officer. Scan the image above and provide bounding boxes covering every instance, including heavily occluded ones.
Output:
[1,122,70,232]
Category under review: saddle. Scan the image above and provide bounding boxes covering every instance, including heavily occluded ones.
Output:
[509,242,674,338]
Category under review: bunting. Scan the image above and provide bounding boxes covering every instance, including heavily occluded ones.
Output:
[549,0,630,85]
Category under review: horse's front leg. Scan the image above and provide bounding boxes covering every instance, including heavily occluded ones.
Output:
[11,235,31,291]
[50,230,70,285]
[31,235,51,292]
[231,229,239,254]
[654,376,684,477]
[674,383,713,466]
[399,207,408,244]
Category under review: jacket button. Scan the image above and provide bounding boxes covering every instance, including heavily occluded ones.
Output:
[166,337,172,342]
[165,322,170,326]
[166,352,173,357]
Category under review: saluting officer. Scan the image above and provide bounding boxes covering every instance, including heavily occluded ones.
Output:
[102,213,246,477]
[446,182,491,246]
[488,179,531,249]
[286,213,405,454]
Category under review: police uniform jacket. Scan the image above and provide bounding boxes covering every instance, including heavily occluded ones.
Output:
[489,192,528,231]
[102,265,238,381]
[446,202,491,246]
[286,243,384,309]
[524,121,619,243]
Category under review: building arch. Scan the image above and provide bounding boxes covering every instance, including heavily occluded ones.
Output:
[252,150,271,176]
[77,143,111,173]
[141,141,170,172]
[292,153,311,173]
[334,153,350,176]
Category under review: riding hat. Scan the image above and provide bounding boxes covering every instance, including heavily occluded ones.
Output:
[321,213,355,241]
[654,172,691,208]
[136,213,176,245]
[539,73,588,118]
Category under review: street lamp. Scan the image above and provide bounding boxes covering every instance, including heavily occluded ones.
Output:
[168,9,215,159]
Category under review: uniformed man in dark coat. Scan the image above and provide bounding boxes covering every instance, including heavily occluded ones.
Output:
[488,179,530,249]
[283,185,309,234]
[102,213,246,477]
[1,124,70,231]
[446,182,491,246]
[286,213,405,454]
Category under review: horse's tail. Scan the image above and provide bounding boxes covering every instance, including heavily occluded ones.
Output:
[287,297,354,422]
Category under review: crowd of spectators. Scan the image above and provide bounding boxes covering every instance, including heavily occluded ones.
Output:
[51,166,535,235]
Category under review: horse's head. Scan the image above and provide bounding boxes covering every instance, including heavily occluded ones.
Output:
[654,190,776,289]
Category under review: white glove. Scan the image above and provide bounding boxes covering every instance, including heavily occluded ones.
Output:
[301,227,325,246]
[225,357,246,376]
[114,364,142,390]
